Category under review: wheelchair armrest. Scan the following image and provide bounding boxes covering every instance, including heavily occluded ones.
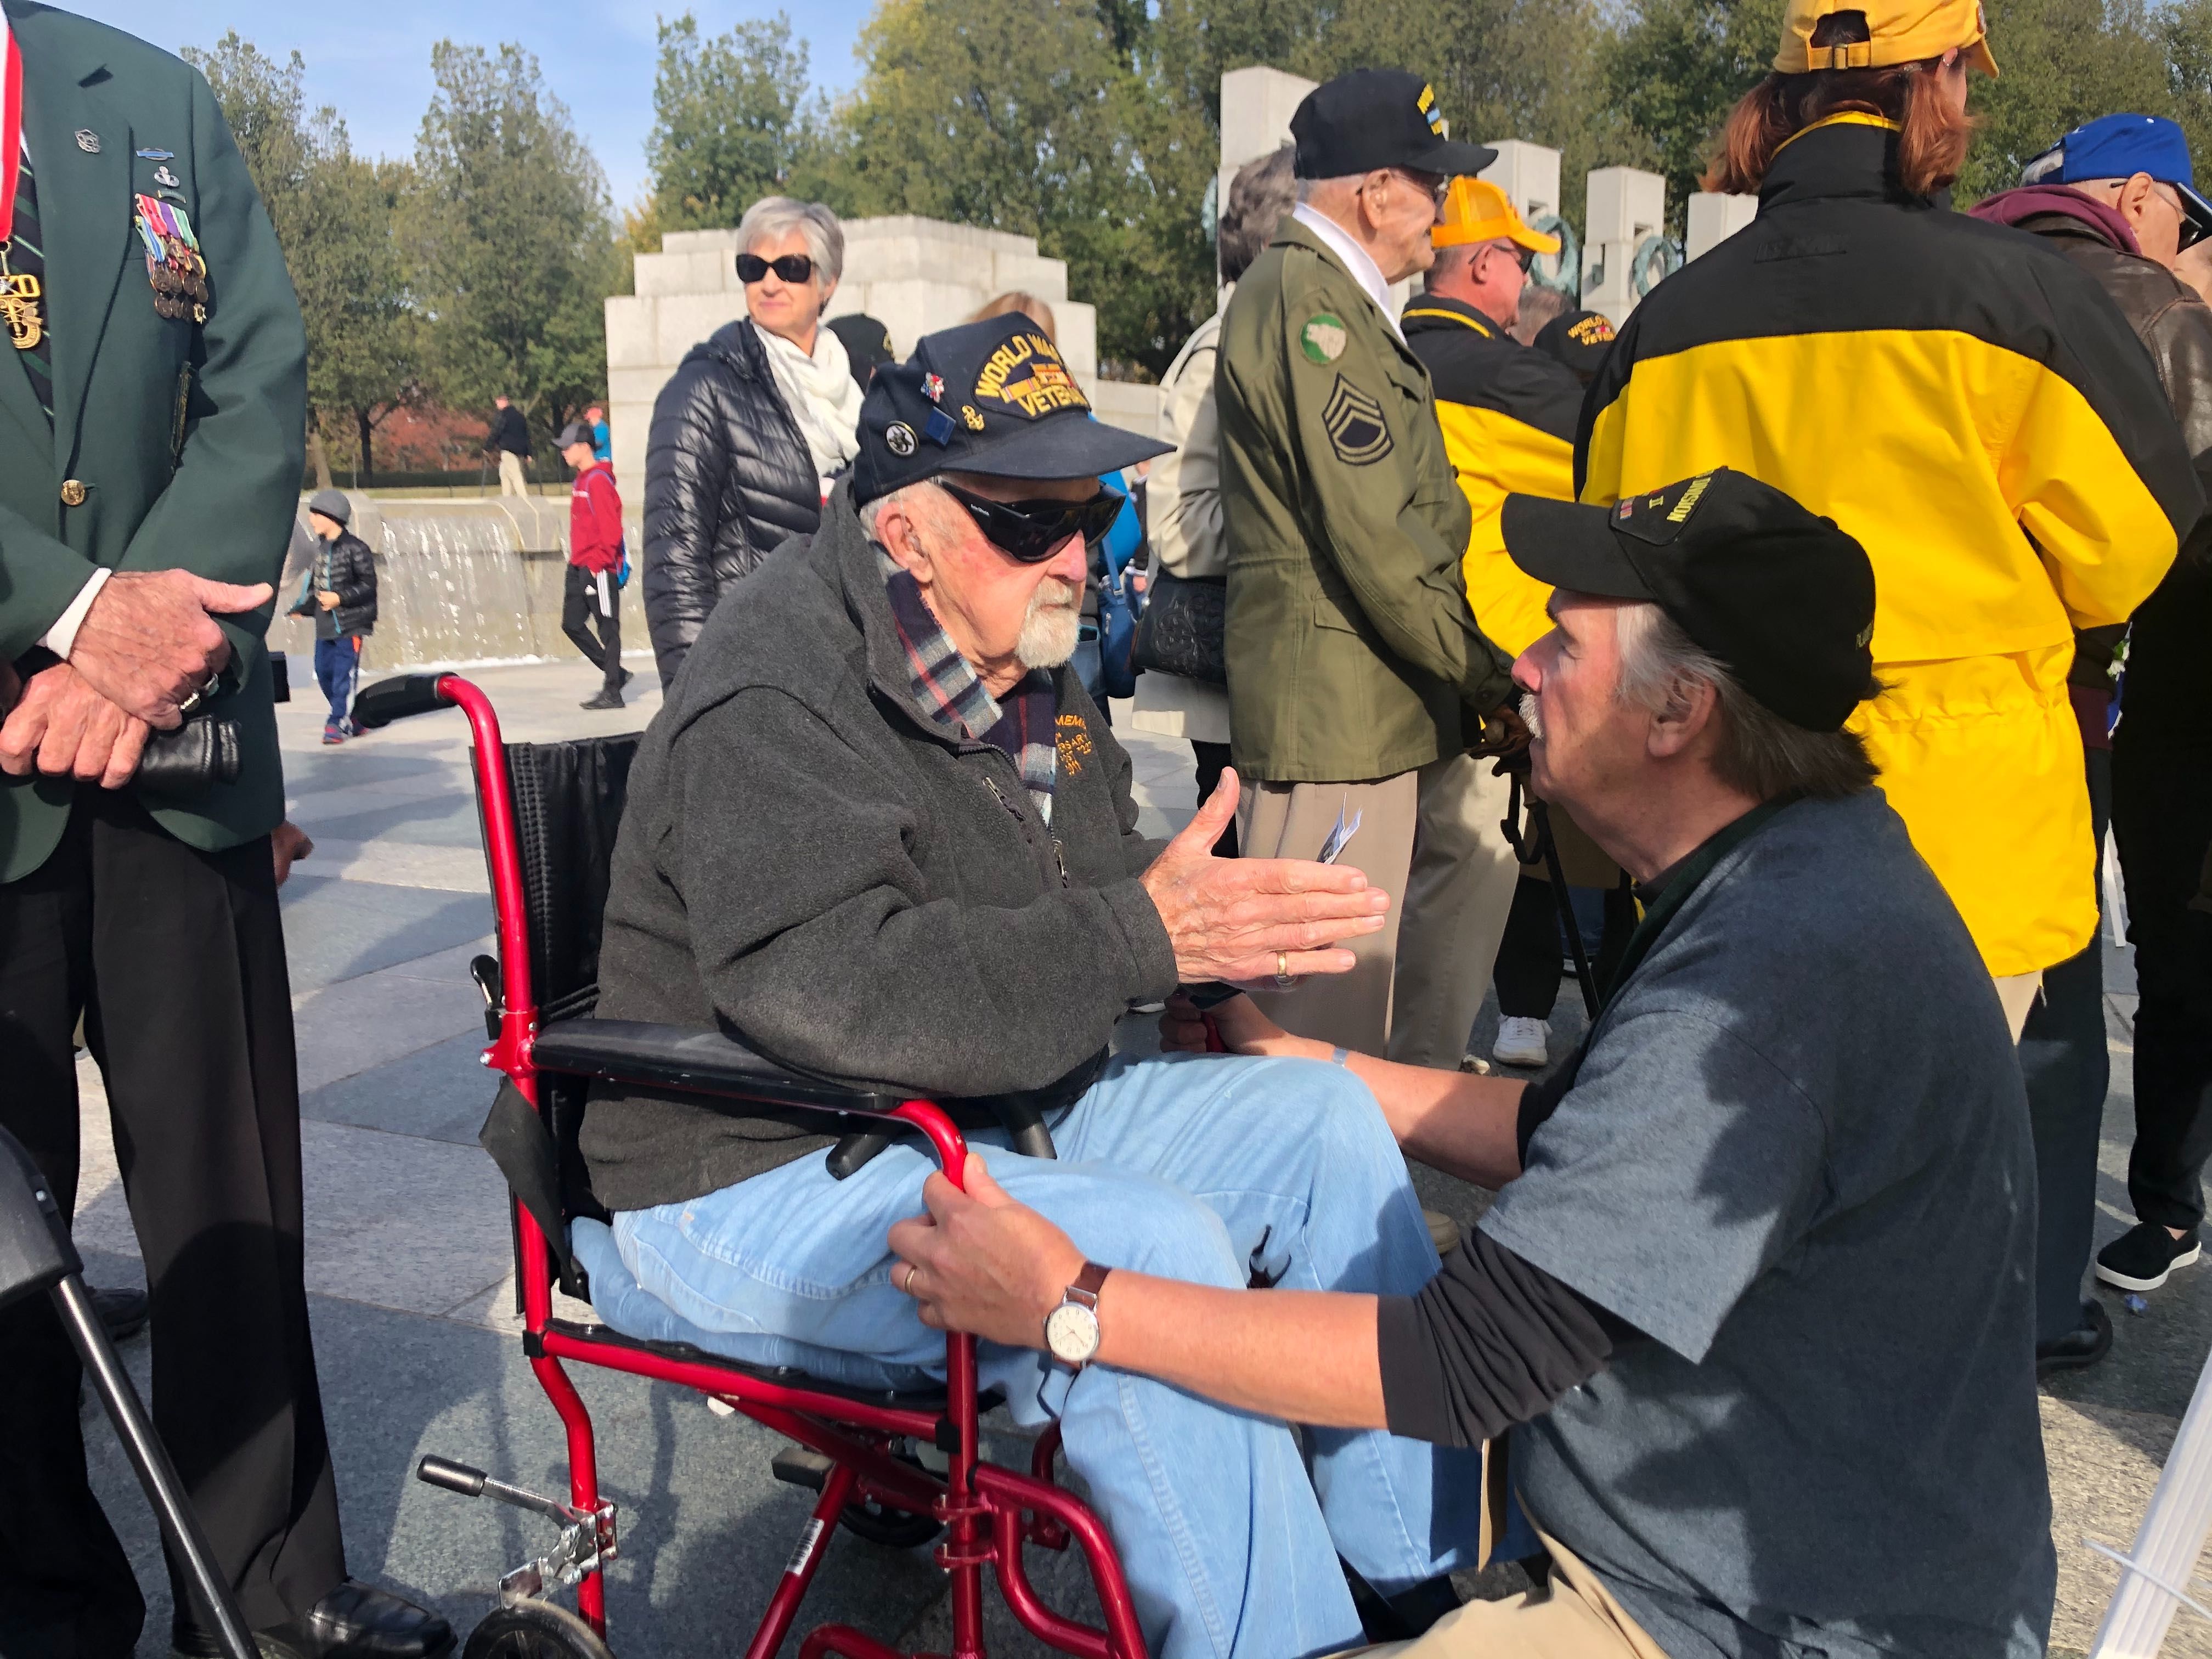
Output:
[532,1019,908,1119]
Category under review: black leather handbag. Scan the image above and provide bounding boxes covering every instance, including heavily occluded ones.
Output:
[1130,570,1227,685]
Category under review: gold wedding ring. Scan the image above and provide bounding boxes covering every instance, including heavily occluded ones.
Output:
[899,1262,917,1294]
[1274,951,1295,989]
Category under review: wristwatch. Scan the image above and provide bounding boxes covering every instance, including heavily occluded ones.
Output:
[1043,1262,1112,1368]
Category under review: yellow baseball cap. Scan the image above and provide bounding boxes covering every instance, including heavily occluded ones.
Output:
[1431,178,1562,256]
[1775,0,1997,75]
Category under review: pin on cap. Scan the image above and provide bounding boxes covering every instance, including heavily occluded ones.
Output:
[854,313,1170,501]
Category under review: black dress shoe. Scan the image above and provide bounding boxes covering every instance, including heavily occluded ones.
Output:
[174,1581,453,1659]
[579,689,624,710]
[2036,1297,2113,1376]
[92,1284,149,1342]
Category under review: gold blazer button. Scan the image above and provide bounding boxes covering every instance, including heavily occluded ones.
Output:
[59,479,88,507]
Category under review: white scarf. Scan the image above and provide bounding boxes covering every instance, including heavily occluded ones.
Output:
[757,319,864,477]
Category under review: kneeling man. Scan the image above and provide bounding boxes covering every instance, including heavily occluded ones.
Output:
[896,470,2057,1657]
[581,314,1488,1659]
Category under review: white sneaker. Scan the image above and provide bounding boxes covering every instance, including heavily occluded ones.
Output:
[1493,1016,1549,1068]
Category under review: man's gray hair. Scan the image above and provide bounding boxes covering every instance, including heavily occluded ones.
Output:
[1612,602,1878,801]
[860,479,956,544]
[1219,147,1297,284]
[737,195,844,286]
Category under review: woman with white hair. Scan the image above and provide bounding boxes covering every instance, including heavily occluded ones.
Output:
[642,196,864,689]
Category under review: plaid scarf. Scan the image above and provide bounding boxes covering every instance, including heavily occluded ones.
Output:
[878,550,1059,821]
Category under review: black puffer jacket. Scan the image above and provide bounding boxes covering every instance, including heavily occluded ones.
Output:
[289,529,377,637]
[642,318,822,689]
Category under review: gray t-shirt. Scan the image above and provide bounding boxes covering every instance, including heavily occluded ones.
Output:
[1481,789,2054,1658]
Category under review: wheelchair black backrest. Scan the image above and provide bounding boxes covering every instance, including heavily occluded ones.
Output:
[494,733,642,1025]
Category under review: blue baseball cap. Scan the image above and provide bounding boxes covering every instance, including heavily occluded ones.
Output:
[2023,114,2212,238]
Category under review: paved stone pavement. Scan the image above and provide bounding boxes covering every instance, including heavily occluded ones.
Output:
[67,659,2212,1656]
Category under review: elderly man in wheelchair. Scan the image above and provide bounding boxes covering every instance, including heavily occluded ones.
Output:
[567,313,1492,1659]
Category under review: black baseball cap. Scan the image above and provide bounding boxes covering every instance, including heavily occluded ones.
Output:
[854,314,1171,501]
[827,312,896,390]
[1290,70,1497,182]
[1533,308,1616,383]
[1502,467,1877,731]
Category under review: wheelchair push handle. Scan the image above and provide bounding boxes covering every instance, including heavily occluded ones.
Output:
[416,1454,487,1497]
[350,674,457,731]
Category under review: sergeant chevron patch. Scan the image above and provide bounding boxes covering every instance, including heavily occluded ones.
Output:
[1322,376,1392,465]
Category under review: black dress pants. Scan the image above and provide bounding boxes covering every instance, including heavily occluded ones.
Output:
[2021,746,2112,1343]
[0,790,345,1658]
[2112,730,2212,1234]
[562,563,623,695]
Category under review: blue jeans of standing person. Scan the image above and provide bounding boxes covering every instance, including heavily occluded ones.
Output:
[591,1052,1483,1659]
[313,635,359,734]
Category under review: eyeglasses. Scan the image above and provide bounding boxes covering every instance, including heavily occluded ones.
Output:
[938,481,1126,563]
[736,252,815,285]
[2153,184,2210,251]
[1389,168,1451,208]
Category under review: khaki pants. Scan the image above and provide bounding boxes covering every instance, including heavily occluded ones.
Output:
[1994,970,2045,1042]
[497,449,527,496]
[1387,755,1523,1069]
[1357,1531,1667,1659]
[1239,769,1423,1054]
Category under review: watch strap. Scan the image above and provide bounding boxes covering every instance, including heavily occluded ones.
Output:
[1068,1261,1111,1307]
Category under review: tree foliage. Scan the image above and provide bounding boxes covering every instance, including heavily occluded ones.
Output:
[407,42,622,443]
[647,14,838,233]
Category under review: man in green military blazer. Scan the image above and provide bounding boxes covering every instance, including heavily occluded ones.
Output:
[1216,68,1520,1059]
[0,6,448,1656]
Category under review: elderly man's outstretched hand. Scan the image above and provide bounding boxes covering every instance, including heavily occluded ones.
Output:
[1138,767,1388,984]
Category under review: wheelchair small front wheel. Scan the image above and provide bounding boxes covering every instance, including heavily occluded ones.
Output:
[461,1600,616,1659]
[840,1493,944,1549]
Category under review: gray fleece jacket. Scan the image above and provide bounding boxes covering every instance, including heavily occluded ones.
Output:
[581,480,1180,1212]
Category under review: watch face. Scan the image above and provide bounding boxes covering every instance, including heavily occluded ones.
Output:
[1044,1300,1101,1365]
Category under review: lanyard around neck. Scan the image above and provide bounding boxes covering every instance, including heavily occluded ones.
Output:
[1,21,21,245]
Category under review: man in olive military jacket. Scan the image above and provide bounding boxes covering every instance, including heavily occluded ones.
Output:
[1217,69,1519,1056]
[0,6,448,1657]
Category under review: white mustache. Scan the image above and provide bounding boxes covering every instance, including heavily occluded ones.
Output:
[1520,689,1544,741]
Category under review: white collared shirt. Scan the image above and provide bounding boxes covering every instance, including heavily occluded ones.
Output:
[1290,201,1403,341]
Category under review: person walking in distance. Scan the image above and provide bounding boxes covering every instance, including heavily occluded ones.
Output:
[562,421,630,710]
[487,392,532,496]
[0,5,449,1654]
[286,488,377,744]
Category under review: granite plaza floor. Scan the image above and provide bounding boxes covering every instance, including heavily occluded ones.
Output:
[65,658,2212,1657]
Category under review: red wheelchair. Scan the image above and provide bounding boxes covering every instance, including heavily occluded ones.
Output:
[350,674,1145,1659]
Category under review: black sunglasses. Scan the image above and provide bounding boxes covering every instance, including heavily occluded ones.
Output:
[736,252,815,284]
[938,481,1125,563]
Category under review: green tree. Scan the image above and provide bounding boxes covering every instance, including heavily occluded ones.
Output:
[188,32,419,484]
[1959,0,2174,197]
[836,0,1216,375]
[407,41,620,458]
[1598,0,1784,212]
[646,13,840,238]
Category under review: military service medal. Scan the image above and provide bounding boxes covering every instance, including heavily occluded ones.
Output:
[136,193,210,323]
[0,14,41,354]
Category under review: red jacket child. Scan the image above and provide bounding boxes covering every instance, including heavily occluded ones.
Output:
[569,458,624,574]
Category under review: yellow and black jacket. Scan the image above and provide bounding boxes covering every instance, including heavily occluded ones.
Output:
[1578,115,2203,976]
[1402,294,1581,657]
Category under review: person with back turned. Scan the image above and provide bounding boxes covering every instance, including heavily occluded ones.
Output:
[1216,68,1521,1061]
[0,4,449,1655]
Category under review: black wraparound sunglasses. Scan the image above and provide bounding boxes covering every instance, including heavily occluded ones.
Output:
[938,481,1125,563]
[736,252,814,284]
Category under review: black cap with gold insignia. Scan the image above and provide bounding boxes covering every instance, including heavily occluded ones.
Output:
[854,314,1171,501]
[1501,467,1877,731]
[1533,308,1616,385]
[1290,69,1497,181]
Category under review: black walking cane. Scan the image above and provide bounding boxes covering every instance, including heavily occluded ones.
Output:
[1496,756,1601,1020]
[0,1127,258,1659]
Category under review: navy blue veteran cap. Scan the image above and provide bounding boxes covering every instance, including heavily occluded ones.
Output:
[854,315,1171,501]
[1502,467,1877,732]
[1291,70,1497,182]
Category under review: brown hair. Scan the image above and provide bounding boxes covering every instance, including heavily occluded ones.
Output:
[1703,15,1976,196]
[969,291,1059,343]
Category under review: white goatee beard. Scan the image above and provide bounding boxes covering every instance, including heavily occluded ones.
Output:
[1017,577,1085,669]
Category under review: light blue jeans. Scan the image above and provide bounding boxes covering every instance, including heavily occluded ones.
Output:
[597,1052,1484,1659]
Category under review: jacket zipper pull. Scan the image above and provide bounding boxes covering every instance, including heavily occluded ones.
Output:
[1052,839,1069,887]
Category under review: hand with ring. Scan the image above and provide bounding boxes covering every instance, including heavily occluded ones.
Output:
[1138,766,1389,985]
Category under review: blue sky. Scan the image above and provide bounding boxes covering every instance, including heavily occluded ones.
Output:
[70,0,878,208]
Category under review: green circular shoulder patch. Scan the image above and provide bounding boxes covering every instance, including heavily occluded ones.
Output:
[1300,314,1348,364]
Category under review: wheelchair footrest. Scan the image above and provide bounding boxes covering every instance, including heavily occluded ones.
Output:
[772,1447,836,1493]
